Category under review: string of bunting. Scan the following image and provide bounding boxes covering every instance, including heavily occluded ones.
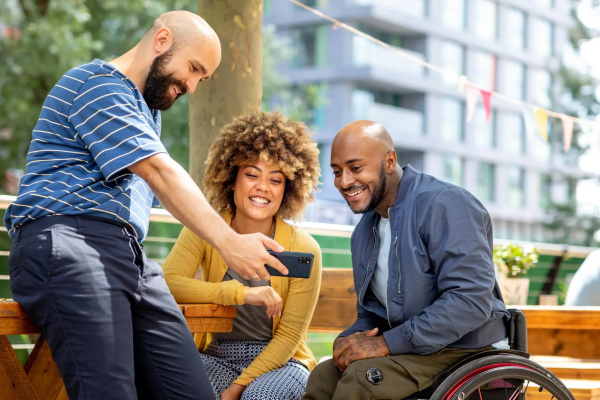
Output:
[286,0,600,152]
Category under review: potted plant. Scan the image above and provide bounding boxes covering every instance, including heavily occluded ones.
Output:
[493,244,539,305]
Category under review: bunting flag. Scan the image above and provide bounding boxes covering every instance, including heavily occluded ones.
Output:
[291,0,600,153]
[533,107,548,142]
[560,115,575,151]
[465,86,479,123]
[480,90,492,123]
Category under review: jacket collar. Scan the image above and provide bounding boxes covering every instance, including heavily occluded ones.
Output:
[392,164,418,209]
[359,164,419,228]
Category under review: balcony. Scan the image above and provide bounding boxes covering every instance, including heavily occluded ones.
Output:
[353,98,424,139]
[349,0,426,19]
[352,36,425,78]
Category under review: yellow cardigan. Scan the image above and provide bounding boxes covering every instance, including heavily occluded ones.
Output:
[162,214,322,386]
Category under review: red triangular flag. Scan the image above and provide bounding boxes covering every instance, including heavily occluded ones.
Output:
[560,115,575,151]
[480,90,492,123]
[465,86,479,123]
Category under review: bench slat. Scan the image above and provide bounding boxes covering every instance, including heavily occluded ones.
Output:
[23,337,63,400]
[309,268,355,333]
[181,304,237,318]
[185,317,233,334]
[0,335,38,400]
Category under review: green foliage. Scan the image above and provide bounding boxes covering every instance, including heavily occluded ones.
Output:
[0,1,324,191]
[493,244,540,278]
[542,0,600,245]
[543,200,600,247]
[0,0,195,190]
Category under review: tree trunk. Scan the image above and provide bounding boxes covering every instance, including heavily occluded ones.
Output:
[189,0,263,186]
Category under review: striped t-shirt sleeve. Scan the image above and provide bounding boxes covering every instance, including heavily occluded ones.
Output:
[68,75,167,181]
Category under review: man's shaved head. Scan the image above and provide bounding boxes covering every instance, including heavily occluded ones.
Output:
[334,120,394,155]
[331,120,402,216]
[144,11,220,54]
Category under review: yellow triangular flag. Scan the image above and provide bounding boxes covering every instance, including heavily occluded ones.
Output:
[533,107,548,142]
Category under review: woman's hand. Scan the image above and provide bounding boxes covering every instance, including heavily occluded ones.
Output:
[221,383,245,400]
[244,286,283,318]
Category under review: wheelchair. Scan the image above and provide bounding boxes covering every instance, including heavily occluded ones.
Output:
[403,309,575,400]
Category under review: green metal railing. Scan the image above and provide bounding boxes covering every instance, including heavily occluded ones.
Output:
[0,195,594,359]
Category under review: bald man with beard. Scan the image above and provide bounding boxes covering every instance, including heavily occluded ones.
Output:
[303,121,510,400]
[4,11,289,400]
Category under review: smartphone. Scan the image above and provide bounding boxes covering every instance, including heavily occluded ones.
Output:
[265,250,314,278]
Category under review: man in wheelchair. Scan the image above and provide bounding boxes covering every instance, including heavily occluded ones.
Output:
[303,120,540,400]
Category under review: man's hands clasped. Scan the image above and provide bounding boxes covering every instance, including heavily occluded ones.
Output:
[332,328,390,371]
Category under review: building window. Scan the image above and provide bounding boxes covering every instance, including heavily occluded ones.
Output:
[476,162,495,202]
[299,0,327,7]
[504,7,526,50]
[533,0,554,7]
[442,0,466,31]
[472,106,496,149]
[443,154,464,186]
[507,167,525,207]
[440,98,464,143]
[530,18,553,58]
[441,41,465,86]
[475,0,497,41]
[531,69,553,107]
[500,60,525,101]
[540,173,551,210]
[501,112,525,155]
[290,24,328,68]
[471,51,496,91]
[528,127,551,161]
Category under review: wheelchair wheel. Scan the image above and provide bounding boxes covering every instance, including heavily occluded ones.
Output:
[430,355,575,400]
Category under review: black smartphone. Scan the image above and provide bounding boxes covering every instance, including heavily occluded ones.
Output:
[265,250,314,279]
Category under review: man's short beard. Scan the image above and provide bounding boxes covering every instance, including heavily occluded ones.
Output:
[143,47,187,111]
[347,160,387,215]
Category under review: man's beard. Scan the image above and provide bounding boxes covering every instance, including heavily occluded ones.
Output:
[344,160,387,214]
[143,48,187,111]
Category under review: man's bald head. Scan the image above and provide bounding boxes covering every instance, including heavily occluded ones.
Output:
[334,120,394,157]
[144,11,220,55]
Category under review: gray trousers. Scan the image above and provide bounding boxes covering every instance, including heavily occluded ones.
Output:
[8,216,214,400]
[303,346,492,400]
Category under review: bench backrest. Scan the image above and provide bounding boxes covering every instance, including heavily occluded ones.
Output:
[309,268,356,333]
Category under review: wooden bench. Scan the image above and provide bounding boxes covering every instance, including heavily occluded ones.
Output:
[3,268,600,399]
[0,301,236,400]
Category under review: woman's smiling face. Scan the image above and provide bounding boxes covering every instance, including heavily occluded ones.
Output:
[232,159,286,222]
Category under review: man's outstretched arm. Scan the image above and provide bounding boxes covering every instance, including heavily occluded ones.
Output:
[129,153,287,280]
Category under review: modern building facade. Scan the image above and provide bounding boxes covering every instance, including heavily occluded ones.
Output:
[265,0,600,242]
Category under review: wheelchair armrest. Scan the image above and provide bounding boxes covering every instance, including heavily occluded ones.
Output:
[507,308,528,352]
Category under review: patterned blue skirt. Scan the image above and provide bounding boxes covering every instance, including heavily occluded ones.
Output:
[199,340,310,400]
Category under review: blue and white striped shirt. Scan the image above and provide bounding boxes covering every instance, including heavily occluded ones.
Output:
[3,59,167,241]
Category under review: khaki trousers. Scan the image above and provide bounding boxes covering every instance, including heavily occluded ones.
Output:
[302,346,492,400]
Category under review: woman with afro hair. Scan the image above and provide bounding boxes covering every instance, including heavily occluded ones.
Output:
[162,110,322,400]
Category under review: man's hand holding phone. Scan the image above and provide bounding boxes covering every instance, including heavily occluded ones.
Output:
[221,232,289,281]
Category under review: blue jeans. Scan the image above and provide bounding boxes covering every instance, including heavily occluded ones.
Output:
[8,215,214,400]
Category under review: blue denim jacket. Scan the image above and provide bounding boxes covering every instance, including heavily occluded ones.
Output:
[340,165,509,355]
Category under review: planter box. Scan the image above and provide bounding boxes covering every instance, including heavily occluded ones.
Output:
[499,277,530,305]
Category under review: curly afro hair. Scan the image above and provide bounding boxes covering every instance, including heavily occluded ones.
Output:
[203,110,321,220]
